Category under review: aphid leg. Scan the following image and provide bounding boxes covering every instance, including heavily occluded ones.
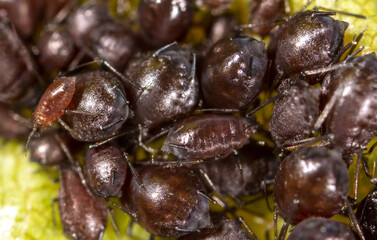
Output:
[362,155,371,178]
[106,199,131,215]
[100,118,125,131]
[67,49,87,70]
[106,206,121,238]
[153,41,178,57]
[64,109,97,116]
[262,179,274,212]
[282,134,334,151]
[117,0,125,17]
[97,228,105,240]
[191,53,196,81]
[54,133,95,198]
[237,18,285,31]
[345,197,366,240]
[313,6,367,19]
[273,205,278,240]
[57,118,74,136]
[51,198,58,227]
[345,46,365,61]
[145,127,171,144]
[351,149,364,203]
[89,128,139,149]
[234,150,245,184]
[197,190,217,205]
[246,92,285,118]
[127,220,134,237]
[198,108,239,113]
[149,235,155,240]
[123,152,144,188]
[238,216,259,240]
[49,0,79,27]
[175,227,200,233]
[8,110,32,128]
[198,168,229,208]
[138,125,158,154]
[277,202,297,240]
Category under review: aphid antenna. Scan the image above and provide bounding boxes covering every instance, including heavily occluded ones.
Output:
[238,216,259,240]
[48,0,80,28]
[282,134,334,151]
[106,206,121,238]
[175,227,200,233]
[153,41,178,57]
[138,125,159,154]
[105,199,132,215]
[313,6,367,19]
[67,50,87,70]
[345,197,366,240]
[277,202,297,240]
[123,152,145,188]
[89,128,139,149]
[351,149,365,203]
[25,126,38,154]
[246,92,285,118]
[346,29,367,59]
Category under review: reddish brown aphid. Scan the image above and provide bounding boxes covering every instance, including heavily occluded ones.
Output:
[32,76,75,128]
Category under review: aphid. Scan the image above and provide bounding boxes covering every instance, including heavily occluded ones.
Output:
[267,10,348,84]
[66,1,112,48]
[274,147,349,224]
[248,0,286,37]
[32,70,129,142]
[123,45,198,131]
[28,132,75,166]
[0,16,41,107]
[138,0,195,47]
[270,78,320,147]
[121,163,212,238]
[37,26,78,74]
[84,143,127,197]
[287,218,356,240]
[201,34,268,110]
[0,105,29,140]
[58,167,107,240]
[203,141,278,196]
[179,212,249,240]
[356,187,377,239]
[321,53,377,159]
[162,114,259,161]
[0,0,43,39]
[89,21,139,71]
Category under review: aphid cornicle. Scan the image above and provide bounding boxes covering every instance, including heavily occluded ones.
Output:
[321,53,377,159]
[201,34,268,110]
[59,167,107,240]
[84,143,127,197]
[287,218,356,240]
[270,78,320,147]
[162,114,259,161]
[121,163,212,238]
[32,70,129,142]
[267,10,348,84]
[138,0,195,47]
[123,46,198,131]
[274,147,349,224]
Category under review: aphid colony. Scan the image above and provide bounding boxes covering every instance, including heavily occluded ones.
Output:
[1,0,376,239]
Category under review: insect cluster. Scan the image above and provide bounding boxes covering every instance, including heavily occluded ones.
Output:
[1,0,377,239]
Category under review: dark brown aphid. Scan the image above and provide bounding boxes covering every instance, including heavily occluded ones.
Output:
[90,21,139,71]
[0,0,43,39]
[28,132,75,166]
[37,27,78,74]
[121,164,212,238]
[162,114,259,161]
[84,143,127,197]
[321,53,377,159]
[201,34,268,110]
[287,218,356,240]
[0,16,41,107]
[267,10,348,84]
[59,167,107,240]
[66,2,112,48]
[138,0,195,47]
[0,105,29,140]
[356,187,377,239]
[123,46,198,131]
[179,212,249,240]
[32,71,129,142]
[274,147,349,224]
[249,0,286,37]
[203,142,278,196]
[270,78,320,147]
